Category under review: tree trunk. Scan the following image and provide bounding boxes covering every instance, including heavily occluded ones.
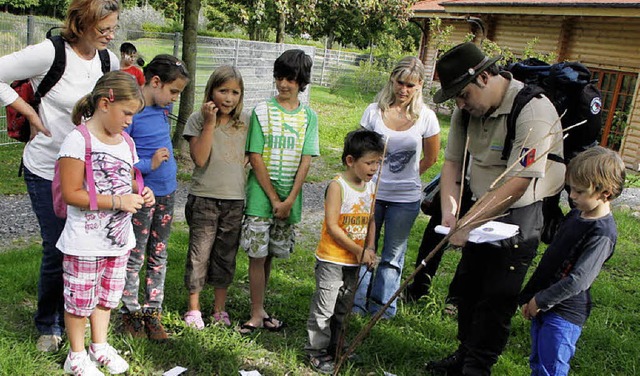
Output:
[172,0,201,150]
[326,30,335,50]
[248,23,258,41]
[276,8,285,43]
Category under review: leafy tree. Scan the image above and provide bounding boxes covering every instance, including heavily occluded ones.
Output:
[286,0,415,50]
[202,0,244,32]
[361,0,415,50]
[1,0,40,13]
[36,0,66,18]
[144,0,181,22]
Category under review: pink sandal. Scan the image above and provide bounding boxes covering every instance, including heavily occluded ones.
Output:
[184,310,205,330]
[212,311,231,326]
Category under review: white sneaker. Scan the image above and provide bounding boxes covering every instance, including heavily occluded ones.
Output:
[89,343,129,374]
[64,350,104,376]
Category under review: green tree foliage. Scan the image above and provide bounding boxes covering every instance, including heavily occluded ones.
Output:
[122,0,181,22]
[200,0,416,50]
[286,0,415,50]
[0,0,39,11]
[203,0,245,32]
[1,0,66,18]
[148,0,181,22]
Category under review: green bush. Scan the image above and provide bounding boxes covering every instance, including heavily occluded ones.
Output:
[329,60,388,95]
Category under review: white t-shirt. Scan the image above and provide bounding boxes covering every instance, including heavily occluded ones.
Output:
[56,129,137,257]
[360,103,440,202]
[0,39,119,180]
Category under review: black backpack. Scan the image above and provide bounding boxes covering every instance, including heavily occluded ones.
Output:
[504,59,603,244]
[7,28,111,142]
[505,58,602,163]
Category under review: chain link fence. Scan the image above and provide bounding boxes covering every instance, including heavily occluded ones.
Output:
[0,13,366,145]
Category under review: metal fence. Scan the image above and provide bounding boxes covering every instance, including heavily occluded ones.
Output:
[0,13,366,145]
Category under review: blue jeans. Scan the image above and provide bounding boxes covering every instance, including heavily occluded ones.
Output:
[530,312,582,376]
[353,199,420,318]
[24,167,66,336]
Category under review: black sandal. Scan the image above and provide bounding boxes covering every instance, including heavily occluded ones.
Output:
[238,323,259,335]
[262,316,285,332]
[309,354,335,374]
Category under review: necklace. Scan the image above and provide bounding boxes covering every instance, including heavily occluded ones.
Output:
[85,56,96,79]
[386,107,407,120]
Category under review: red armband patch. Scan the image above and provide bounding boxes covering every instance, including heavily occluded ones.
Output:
[520,148,536,167]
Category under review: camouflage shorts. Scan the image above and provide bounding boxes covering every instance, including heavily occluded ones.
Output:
[240,216,295,259]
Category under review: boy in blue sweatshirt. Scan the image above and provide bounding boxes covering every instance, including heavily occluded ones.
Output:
[519,146,626,376]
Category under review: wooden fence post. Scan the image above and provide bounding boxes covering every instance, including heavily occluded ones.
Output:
[173,32,180,57]
[27,15,35,46]
[234,39,240,67]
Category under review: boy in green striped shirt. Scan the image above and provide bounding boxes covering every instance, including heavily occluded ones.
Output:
[239,49,319,334]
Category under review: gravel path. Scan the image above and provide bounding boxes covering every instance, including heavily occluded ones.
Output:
[2,181,638,251]
[0,181,329,251]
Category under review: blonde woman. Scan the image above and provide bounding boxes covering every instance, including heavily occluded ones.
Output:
[353,56,441,319]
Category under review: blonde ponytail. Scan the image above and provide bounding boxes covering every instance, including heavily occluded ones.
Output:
[71,94,94,125]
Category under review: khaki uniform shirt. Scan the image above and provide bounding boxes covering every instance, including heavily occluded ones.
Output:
[445,73,565,208]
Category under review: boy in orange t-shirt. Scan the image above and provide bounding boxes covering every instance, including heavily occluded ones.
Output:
[304,129,383,373]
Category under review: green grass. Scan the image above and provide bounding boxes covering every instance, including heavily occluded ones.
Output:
[1,85,640,375]
[1,212,640,374]
[307,86,375,182]
[0,143,26,194]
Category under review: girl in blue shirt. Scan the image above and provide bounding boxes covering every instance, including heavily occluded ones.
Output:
[120,54,189,340]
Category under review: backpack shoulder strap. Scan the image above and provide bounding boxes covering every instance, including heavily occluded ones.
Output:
[502,85,564,163]
[121,132,145,193]
[76,124,99,211]
[98,49,111,73]
[33,33,66,105]
[501,85,545,161]
[121,131,136,159]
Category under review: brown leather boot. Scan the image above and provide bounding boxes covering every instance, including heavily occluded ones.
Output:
[143,310,169,341]
[121,311,146,338]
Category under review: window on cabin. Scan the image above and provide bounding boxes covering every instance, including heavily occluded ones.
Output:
[590,69,637,151]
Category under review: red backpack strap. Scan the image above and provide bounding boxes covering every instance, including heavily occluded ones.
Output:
[76,124,99,211]
[121,132,145,193]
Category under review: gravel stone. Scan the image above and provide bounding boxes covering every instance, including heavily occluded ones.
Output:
[1,181,637,251]
[0,181,328,250]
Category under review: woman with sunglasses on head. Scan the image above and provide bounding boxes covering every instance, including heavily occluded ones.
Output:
[0,0,121,353]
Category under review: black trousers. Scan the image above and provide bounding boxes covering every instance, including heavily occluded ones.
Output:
[407,187,474,301]
[455,201,543,376]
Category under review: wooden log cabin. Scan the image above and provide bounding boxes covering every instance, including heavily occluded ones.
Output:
[411,0,640,170]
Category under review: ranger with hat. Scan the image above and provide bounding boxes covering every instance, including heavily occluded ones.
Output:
[425,42,565,375]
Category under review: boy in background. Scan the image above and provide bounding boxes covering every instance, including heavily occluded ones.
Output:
[240,49,319,334]
[305,129,382,374]
[120,42,145,86]
[519,146,626,376]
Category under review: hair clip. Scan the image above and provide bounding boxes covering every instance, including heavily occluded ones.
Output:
[175,61,182,66]
[108,88,115,102]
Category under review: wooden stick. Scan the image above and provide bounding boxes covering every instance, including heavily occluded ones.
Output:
[489,115,569,190]
[456,136,470,222]
[488,115,585,192]
[336,117,573,366]
[336,197,512,368]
